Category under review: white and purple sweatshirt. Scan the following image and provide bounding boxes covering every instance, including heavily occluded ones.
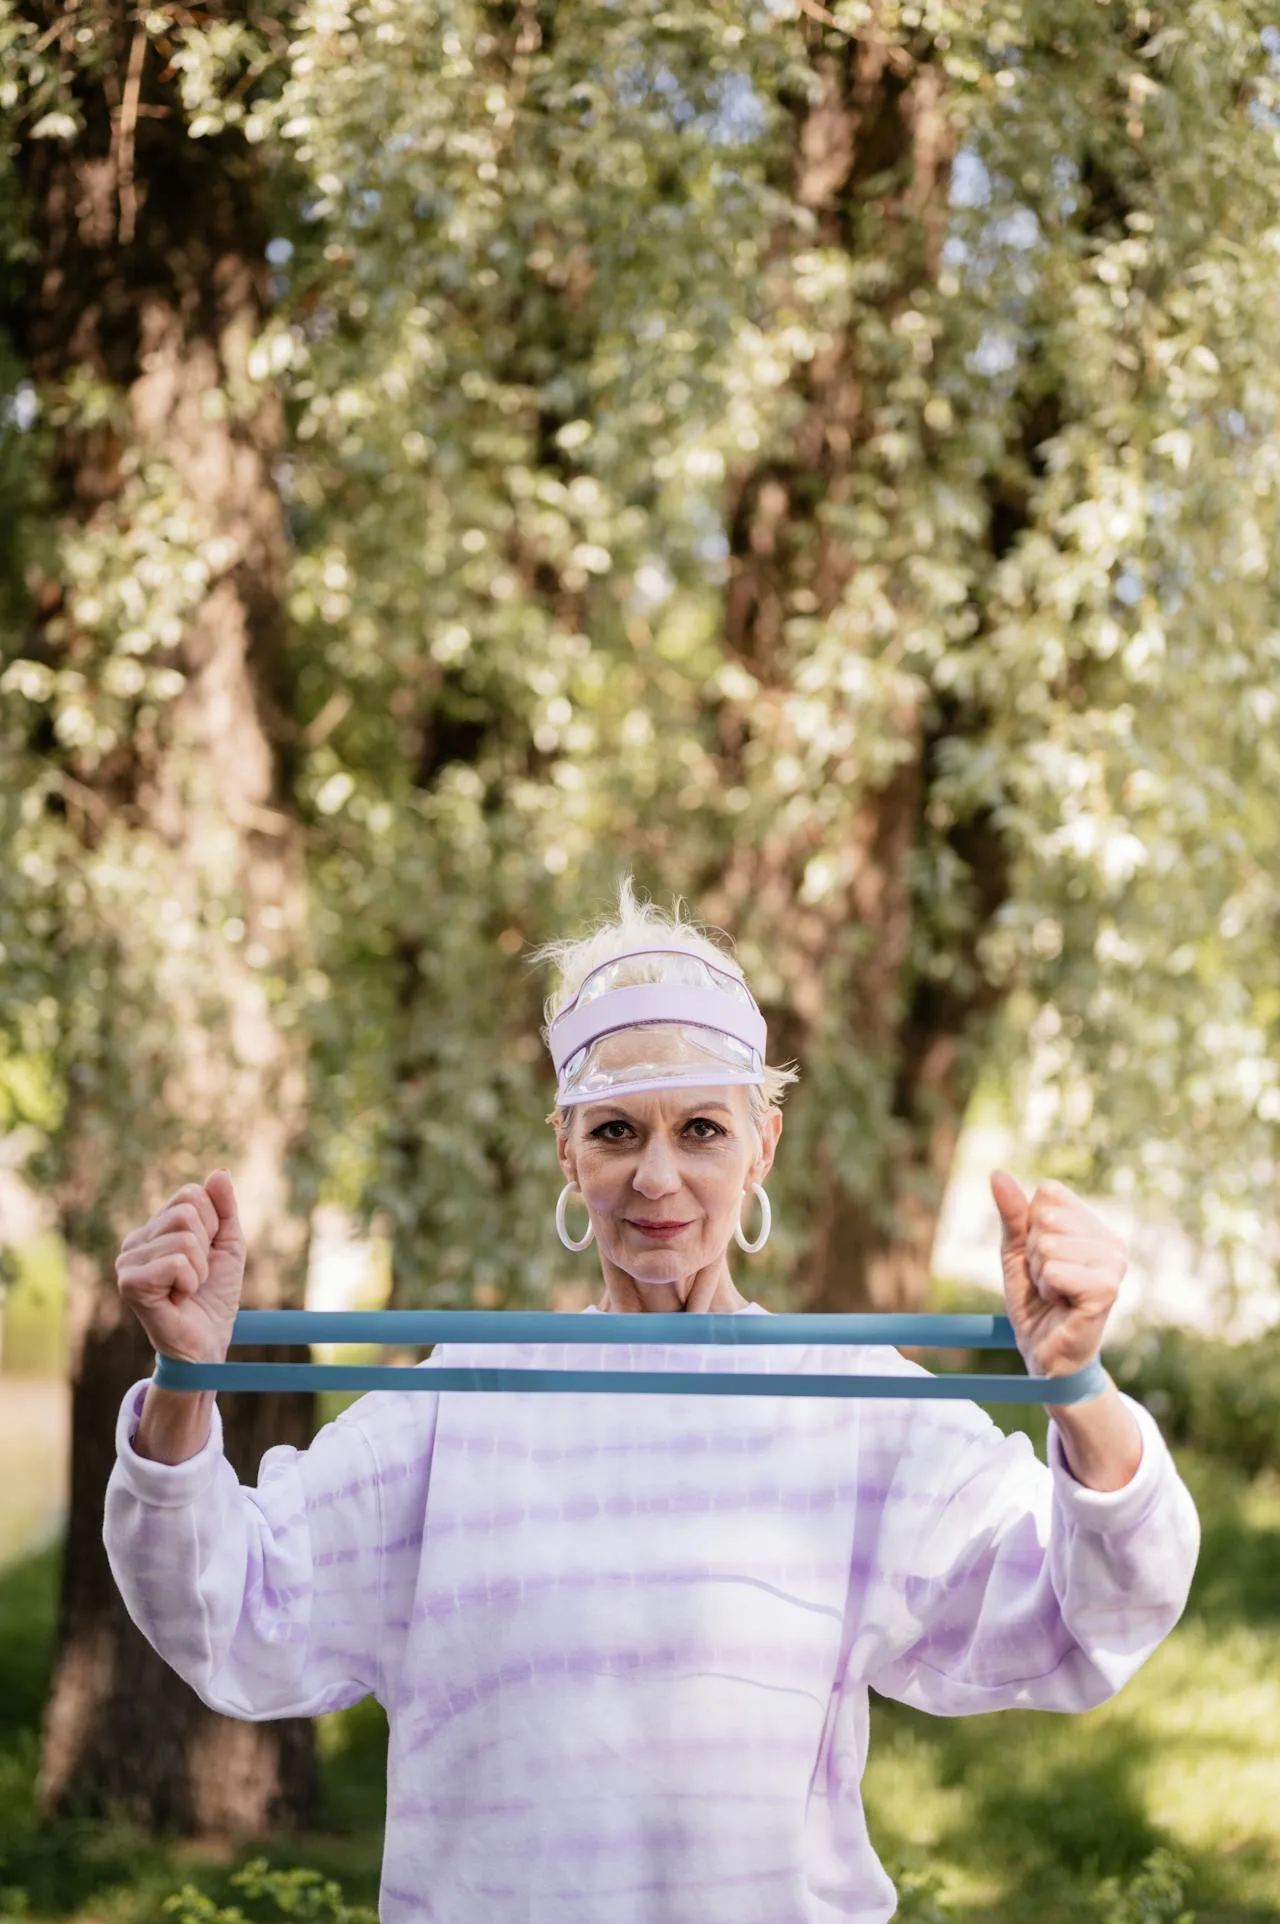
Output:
[104,1305,1199,1923]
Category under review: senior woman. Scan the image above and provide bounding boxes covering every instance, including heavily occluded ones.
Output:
[105,888,1199,1924]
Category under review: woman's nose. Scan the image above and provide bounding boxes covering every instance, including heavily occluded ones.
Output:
[631,1138,681,1198]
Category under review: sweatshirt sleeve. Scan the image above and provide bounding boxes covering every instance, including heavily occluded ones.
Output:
[857,1388,1200,1717]
[103,1378,418,1720]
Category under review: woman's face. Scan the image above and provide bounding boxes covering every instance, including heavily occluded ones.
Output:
[556,1081,780,1286]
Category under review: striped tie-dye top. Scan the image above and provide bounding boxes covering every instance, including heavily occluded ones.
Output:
[104,1305,1199,1923]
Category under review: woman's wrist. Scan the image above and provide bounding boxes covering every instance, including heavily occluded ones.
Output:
[132,1383,216,1465]
[1046,1374,1143,1492]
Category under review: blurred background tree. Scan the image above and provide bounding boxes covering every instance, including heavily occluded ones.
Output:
[0,0,319,1837]
[1,0,1279,1842]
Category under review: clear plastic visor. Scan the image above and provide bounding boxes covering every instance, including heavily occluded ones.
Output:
[552,950,764,1107]
[558,1023,762,1107]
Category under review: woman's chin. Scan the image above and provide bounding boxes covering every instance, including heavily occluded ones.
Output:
[625,1259,686,1287]
[610,1240,695,1287]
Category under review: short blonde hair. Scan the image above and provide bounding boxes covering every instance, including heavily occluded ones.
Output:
[529,876,799,1130]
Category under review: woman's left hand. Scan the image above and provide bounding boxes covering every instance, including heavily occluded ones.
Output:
[989,1169,1126,1379]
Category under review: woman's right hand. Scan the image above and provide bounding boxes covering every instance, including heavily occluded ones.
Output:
[115,1170,246,1365]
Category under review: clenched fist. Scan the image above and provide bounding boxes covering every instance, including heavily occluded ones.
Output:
[115,1170,246,1365]
[990,1169,1125,1379]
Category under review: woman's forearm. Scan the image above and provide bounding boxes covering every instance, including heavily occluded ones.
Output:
[1046,1375,1143,1491]
[131,1384,215,1464]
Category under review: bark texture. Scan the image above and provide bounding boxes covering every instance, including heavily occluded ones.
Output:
[9,2,318,1834]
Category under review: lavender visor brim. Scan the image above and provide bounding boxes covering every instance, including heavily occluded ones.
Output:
[549,983,768,1079]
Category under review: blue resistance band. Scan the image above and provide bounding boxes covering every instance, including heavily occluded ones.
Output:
[152,1310,1107,1404]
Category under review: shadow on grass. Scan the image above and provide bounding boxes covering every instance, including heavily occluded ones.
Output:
[867,1695,1165,1895]
[1179,1457,1280,1634]
[868,1691,1280,1923]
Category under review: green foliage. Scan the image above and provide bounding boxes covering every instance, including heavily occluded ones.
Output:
[883,1860,957,1922]
[162,1860,377,1924]
[264,0,1280,1299]
[0,0,317,1283]
[1093,1849,1195,1924]
[880,1849,1196,1923]
[0,1850,1200,1924]
[0,1041,57,1135]
[0,1233,66,1377]
[0,1844,1200,1924]
[3,1,1280,1309]
[253,0,1280,1303]
[1110,1324,1280,1477]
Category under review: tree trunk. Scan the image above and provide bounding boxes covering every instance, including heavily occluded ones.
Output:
[8,3,319,1834]
[712,22,1013,1311]
[801,792,1012,1311]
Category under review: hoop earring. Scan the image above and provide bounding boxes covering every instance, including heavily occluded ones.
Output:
[555,1182,595,1252]
[734,1181,771,1254]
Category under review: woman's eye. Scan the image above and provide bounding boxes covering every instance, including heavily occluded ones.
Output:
[588,1118,724,1143]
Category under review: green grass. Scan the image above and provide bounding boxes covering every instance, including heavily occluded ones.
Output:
[0,1443,1276,1920]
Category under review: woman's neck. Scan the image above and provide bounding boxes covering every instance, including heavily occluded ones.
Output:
[596,1256,748,1315]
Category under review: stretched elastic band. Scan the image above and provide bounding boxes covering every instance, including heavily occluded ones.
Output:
[155,1359,1107,1401]
[187,1309,1022,1347]
[151,1310,1107,1404]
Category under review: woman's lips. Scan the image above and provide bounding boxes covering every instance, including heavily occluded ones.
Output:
[628,1219,691,1238]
